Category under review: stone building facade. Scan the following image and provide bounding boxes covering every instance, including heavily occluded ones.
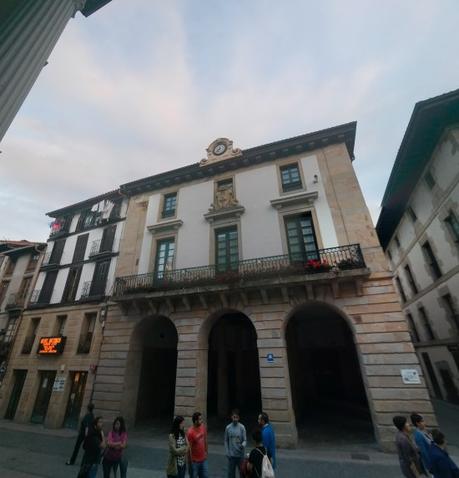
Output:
[377,89,459,405]
[0,191,128,428]
[91,123,435,450]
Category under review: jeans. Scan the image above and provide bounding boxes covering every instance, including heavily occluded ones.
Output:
[88,464,99,478]
[119,456,128,478]
[227,456,243,478]
[191,460,209,478]
[102,458,120,478]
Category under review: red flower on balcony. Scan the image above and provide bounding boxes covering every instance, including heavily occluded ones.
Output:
[304,259,332,273]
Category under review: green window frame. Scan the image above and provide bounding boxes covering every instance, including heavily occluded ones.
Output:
[154,238,175,279]
[215,227,239,273]
[280,163,302,192]
[285,213,319,262]
[162,193,177,218]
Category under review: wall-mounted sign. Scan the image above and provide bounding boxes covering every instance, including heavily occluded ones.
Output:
[53,376,66,392]
[266,353,274,363]
[38,336,66,355]
[401,369,421,384]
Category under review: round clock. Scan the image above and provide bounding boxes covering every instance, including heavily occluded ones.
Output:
[213,143,227,155]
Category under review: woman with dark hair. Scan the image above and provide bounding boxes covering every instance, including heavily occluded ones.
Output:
[429,429,459,478]
[79,416,106,478]
[102,416,128,478]
[393,415,427,478]
[167,415,189,478]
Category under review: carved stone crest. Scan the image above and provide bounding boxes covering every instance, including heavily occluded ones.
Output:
[200,138,242,166]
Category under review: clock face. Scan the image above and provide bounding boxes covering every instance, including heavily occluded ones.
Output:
[213,143,227,155]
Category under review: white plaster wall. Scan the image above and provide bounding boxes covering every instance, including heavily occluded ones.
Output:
[75,262,96,300]
[175,182,213,268]
[50,268,69,304]
[105,257,118,295]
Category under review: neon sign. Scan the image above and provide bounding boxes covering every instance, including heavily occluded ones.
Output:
[38,336,66,355]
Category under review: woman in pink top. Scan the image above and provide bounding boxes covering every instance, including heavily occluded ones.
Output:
[102,416,128,478]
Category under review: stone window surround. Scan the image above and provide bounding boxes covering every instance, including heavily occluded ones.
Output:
[208,217,243,266]
[419,235,443,282]
[438,200,459,259]
[417,303,436,341]
[403,261,419,297]
[437,284,459,335]
[156,187,180,223]
[147,225,181,274]
[275,156,308,197]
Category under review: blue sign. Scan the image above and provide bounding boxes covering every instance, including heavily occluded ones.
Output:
[266,353,274,363]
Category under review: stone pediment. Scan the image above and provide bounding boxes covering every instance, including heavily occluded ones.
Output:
[200,138,242,166]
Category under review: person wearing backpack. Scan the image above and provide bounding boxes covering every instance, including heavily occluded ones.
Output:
[258,412,276,470]
[247,428,274,478]
[224,409,247,478]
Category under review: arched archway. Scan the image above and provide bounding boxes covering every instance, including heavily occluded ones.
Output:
[206,310,261,423]
[128,316,178,426]
[285,302,374,445]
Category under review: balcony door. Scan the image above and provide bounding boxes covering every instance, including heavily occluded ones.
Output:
[215,227,238,273]
[31,371,56,424]
[63,371,88,428]
[154,238,175,280]
[90,260,110,296]
[285,213,319,262]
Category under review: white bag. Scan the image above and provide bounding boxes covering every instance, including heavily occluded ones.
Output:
[256,448,275,478]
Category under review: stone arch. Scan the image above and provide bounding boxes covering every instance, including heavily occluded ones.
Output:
[283,300,375,445]
[196,308,261,423]
[121,315,178,428]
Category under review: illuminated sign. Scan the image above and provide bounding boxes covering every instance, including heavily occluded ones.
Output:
[38,336,66,355]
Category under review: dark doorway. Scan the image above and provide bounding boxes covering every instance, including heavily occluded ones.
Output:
[31,370,56,424]
[286,304,373,446]
[207,312,261,422]
[63,371,88,428]
[135,316,178,425]
[5,369,27,419]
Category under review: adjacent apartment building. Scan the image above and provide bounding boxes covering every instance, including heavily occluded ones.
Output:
[0,191,128,428]
[90,123,434,450]
[377,89,459,405]
[0,240,46,375]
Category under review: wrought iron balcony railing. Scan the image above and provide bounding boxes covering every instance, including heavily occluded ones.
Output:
[80,280,107,300]
[29,289,41,304]
[113,244,366,297]
[5,293,25,310]
[89,239,113,257]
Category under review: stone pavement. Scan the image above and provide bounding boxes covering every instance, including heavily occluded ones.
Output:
[0,399,459,477]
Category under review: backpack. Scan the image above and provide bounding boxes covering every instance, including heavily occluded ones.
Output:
[255,448,275,478]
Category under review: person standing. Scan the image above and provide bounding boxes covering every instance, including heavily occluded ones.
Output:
[224,409,247,478]
[247,428,272,478]
[429,429,459,478]
[80,416,106,478]
[258,412,276,470]
[393,415,426,478]
[167,416,189,478]
[411,413,433,474]
[102,416,127,478]
[67,403,95,466]
[187,412,209,478]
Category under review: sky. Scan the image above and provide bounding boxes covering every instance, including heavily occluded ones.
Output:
[1,0,458,241]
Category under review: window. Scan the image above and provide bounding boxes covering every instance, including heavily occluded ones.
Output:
[100,225,116,253]
[394,235,401,249]
[407,206,417,222]
[89,260,110,296]
[55,315,67,336]
[424,170,436,189]
[406,313,420,343]
[215,227,238,273]
[4,258,15,275]
[76,210,100,231]
[421,241,442,279]
[280,163,302,192]
[49,239,66,265]
[395,276,407,303]
[77,312,96,354]
[154,238,175,279]
[162,193,177,218]
[404,264,418,295]
[72,234,89,263]
[37,270,58,304]
[419,306,434,341]
[110,200,122,219]
[26,254,40,272]
[3,317,19,344]
[61,266,82,303]
[285,213,319,262]
[0,280,10,306]
[17,276,32,303]
[445,210,459,243]
[22,317,40,354]
[442,293,459,331]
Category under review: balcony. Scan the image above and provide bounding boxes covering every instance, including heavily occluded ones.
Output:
[113,244,369,306]
[89,239,113,258]
[41,252,60,270]
[5,293,25,311]
[79,281,107,302]
[29,289,50,308]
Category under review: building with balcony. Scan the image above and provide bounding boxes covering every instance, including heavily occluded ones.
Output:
[377,89,459,405]
[92,124,434,450]
[0,191,128,428]
[0,240,45,375]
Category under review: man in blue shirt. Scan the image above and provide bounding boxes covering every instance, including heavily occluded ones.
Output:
[258,412,276,469]
[429,429,459,478]
[410,413,432,473]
